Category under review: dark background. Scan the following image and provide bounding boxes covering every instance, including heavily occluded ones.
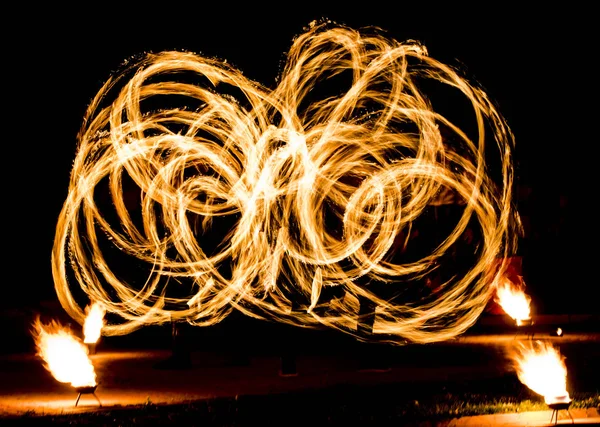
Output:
[5,5,594,318]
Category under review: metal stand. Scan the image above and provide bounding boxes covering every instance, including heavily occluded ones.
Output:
[548,402,574,425]
[74,385,102,407]
[86,342,97,355]
[513,319,535,340]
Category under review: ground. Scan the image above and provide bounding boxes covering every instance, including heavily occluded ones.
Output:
[0,313,598,425]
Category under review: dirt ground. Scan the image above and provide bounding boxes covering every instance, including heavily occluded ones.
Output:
[1,330,598,418]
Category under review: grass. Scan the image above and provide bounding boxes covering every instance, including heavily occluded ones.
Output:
[3,376,599,426]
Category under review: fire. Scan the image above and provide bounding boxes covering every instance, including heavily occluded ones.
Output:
[495,280,531,325]
[32,317,97,388]
[51,20,521,344]
[83,302,105,344]
[509,340,569,404]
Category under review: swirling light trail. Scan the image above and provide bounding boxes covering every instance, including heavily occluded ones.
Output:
[52,21,521,344]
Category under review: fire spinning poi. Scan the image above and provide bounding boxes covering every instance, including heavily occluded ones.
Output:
[52,20,522,344]
[494,279,531,326]
[32,317,97,388]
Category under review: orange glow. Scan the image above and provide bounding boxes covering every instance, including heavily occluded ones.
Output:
[494,280,531,325]
[51,20,521,344]
[32,318,97,388]
[83,302,105,344]
[509,340,569,404]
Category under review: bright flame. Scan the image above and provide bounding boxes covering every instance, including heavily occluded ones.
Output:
[509,340,569,404]
[51,20,521,344]
[32,318,97,388]
[495,280,531,325]
[83,302,105,344]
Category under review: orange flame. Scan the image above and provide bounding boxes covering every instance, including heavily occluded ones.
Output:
[51,21,521,345]
[83,302,105,344]
[495,280,531,325]
[32,318,97,388]
[509,340,569,404]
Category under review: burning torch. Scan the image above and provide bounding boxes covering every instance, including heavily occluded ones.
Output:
[509,340,574,425]
[32,317,102,407]
[83,302,105,354]
[494,278,534,335]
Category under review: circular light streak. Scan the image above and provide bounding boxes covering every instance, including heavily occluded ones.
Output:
[52,21,521,343]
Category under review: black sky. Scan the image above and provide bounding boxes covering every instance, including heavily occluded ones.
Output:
[6,5,594,313]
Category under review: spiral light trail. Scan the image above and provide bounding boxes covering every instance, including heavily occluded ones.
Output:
[52,21,521,344]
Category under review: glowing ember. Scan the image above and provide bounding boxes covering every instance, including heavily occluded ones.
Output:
[509,340,569,404]
[556,327,563,337]
[32,318,97,388]
[83,302,105,344]
[494,280,531,325]
[51,20,521,344]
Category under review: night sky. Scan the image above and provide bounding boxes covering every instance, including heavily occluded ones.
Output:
[6,5,593,315]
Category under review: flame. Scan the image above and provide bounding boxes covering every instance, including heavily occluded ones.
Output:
[83,302,105,344]
[509,340,569,404]
[32,318,97,388]
[51,20,521,344]
[495,280,531,325]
